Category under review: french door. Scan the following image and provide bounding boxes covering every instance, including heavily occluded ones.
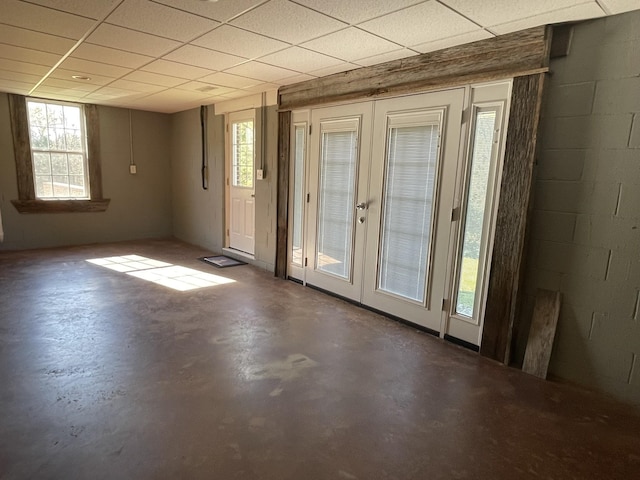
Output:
[290,82,511,345]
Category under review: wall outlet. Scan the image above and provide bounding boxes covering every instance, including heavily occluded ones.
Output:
[256,169,264,180]
[129,164,137,174]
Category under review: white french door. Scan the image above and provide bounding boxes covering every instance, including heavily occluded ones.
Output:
[227,110,255,255]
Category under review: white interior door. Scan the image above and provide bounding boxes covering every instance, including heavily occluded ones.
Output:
[304,102,373,301]
[228,110,255,255]
[362,89,465,332]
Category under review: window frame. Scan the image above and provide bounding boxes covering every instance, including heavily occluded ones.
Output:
[9,94,109,213]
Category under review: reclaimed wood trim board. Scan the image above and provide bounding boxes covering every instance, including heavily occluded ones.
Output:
[523,289,562,379]
[275,110,291,279]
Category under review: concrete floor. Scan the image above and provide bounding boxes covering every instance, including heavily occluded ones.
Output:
[1,239,639,480]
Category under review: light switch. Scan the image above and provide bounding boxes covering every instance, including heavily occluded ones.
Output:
[129,164,137,174]
[256,169,264,180]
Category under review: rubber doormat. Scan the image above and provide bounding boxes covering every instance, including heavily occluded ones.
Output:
[200,256,247,268]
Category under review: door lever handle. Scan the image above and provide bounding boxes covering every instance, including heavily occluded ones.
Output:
[356,202,367,210]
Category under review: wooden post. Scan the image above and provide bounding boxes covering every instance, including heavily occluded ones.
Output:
[275,110,291,279]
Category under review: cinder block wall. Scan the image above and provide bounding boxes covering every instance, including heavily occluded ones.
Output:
[518,10,640,405]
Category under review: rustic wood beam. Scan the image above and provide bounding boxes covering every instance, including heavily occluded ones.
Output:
[275,110,291,279]
[480,73,547,364]
[8,94,35,201]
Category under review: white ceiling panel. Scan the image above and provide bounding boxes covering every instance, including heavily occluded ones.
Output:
[164,45,246,71]
[0,45,61,67]
[106,0,219,42]
[31,87,89,100]
[123,70,188,88]
[240,83,280,94]
[153,0,266,22]
[224,61,300,82]
[175,82,234,96]
[278,73,316,85]
[1,0,95,39]
[88,85,144,97]
[412,30,494,54]
[353,48,417,67]
[141,60,214,80]
[193,25,290,59]
[441,0,591,27]
[26,0,121,20]
[87,24,181,57]
[301,27,401,62]
[39,77,102,92]
[50,68,117,86]
[259,46,343,72]
[198,72,262,89]
[0,59,51,76]
[293,0,426,24]
[108,79,167,93]
[600,0,640,14]
[0,24,76,55]
[72,43,153,69]
[0,70,41,85]
[360,2,479,47]
[491,3,605,35]
[231,0,347,44]
[0,79,34,94]
[59,57,131,78]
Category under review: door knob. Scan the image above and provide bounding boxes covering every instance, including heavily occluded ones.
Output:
[356,202,367,210]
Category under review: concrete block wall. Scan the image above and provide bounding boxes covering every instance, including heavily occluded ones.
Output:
[518,10,640,405]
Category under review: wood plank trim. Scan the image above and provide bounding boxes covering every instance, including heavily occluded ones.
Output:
[85,104,103,201]
[279,26,550,111]
[11,199,111,213]
[522,289,562,378]
[8,94,35,200]
[480,73,547,364]
[275,110,291,278]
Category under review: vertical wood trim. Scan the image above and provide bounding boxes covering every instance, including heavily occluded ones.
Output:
[8,94,35,200]
[480,73,546,363]
[85,104,103,200]
[275,110,291,278]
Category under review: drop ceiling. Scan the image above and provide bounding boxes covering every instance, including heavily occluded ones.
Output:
[0,0,637,113]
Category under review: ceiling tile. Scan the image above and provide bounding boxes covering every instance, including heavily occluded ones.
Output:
[0,70,41,85]
[2,0,95,39]
[359,2,478,47]
[141,60,214,80]
[39,77,101,93]
[231,0,347,44]
[490,3,605,35]
[0,79,33,94]
[0,59,52,76]
[240,83,280,94]
[164,45,246,71]
[105,0,219,42]
[301,27,401,62]
[87,24,181,57]
[278,73,316,85]
[0,45,61,67]
[50,68,116,86]
[193,25,290,59]
[31,87,89,100]
[108,79,167,93]
[72,44,153,69]
[175,81,234,96]
[258,46,343,72]
[308,63,358,77]
[123,71,188,88]
[26,0,120,20]
[353,48,417,67]
[224,61,299,82]
[198,72,261,89]
[440,0,591,27]
[59,57,131,78]
[0,25,76,55]
[599,0,640,14]
[412,29,494,54]
[293,0,426,24]
[153,0,266,22]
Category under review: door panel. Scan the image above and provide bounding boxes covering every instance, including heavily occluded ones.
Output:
[305,102,373,301]
[362,90,465,332]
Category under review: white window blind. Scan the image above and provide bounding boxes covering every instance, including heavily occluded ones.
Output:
[316,122,358,279]
[378,120,440,302]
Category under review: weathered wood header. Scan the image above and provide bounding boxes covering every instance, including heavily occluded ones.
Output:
[278,25,551,111]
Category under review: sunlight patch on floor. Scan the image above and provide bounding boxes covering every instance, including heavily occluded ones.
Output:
[86,255,235,291]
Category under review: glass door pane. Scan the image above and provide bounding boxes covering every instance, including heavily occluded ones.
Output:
[232,120,254,188]
[378,121,440,302]
[454,108,498,318]
[291,124,306,267]
[316,122,359,279]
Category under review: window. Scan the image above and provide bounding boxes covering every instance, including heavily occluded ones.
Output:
[26,99,89,200]
[8,94,109,213]
[232,119,254,188]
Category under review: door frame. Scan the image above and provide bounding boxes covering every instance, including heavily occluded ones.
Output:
[225,108,256,254]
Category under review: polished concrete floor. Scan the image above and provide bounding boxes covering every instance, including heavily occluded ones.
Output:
[1,239,639,480]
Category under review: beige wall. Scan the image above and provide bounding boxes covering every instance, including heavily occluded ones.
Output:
[170,105,278,272]
[0,95,172,250]
[519,10,640,405]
